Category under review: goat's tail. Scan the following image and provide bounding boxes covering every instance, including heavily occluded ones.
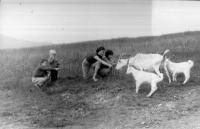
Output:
[160,49,170,66]
[162,49,170,58]
[188,60,194,67]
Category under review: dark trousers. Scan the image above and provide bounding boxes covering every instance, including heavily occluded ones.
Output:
[98,68,111,78]
[51,70,58,82]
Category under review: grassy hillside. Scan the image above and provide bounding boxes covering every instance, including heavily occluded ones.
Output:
[1,31,200,85]
[0,31,200,128]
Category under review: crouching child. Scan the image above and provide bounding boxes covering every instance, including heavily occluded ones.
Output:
[82,46,112,81]
[32,59,60,88]
[98,49,115,78]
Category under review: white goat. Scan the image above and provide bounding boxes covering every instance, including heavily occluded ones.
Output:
[116,49,169,77]
[126,65,164,97]
[164,59,194,84]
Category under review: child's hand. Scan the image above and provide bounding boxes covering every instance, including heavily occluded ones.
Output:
[55,68,60,71]
[108,64,112,68]
[112,63,117,67]
[47,73,50,78]
[93,76,98,82]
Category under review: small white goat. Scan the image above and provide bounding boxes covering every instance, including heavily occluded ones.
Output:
[164,59,194,84]
[116,49,169,77]
[126,65,164,97]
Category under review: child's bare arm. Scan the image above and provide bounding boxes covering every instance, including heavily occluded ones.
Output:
[94,56,112,68]
[41,66,60,71]
[102,57,113,65]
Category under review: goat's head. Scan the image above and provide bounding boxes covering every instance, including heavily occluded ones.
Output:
[188,60,194,67]
[115,53,127,70]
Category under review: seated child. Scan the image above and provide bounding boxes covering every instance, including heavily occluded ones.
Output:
[32,59,60,88]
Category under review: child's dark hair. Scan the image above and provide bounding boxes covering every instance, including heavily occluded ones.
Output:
[105,49,113,58]
[40,59,48,64]
[96,46,105,54]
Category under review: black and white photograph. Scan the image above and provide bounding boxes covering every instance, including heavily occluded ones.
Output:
[0,0,200,128]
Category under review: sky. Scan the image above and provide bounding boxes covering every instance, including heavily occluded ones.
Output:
[0,0,200,48]
[152,0,200,35]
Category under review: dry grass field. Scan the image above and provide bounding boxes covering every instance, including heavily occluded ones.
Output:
[1,31,200,129]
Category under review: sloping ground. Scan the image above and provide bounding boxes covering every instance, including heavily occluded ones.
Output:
[1,74,200,129]
[1,31,200,129]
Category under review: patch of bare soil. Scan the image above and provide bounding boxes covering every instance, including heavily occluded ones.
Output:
[1,76,200,129]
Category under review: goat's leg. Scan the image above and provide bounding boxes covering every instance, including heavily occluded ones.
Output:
[172,72,176,82]
[183,71,190,84]
[153,65,161,77]
[135,81,141,93]
[147,82,157,97]
[164,62,171,83]
[174,73,178,81]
